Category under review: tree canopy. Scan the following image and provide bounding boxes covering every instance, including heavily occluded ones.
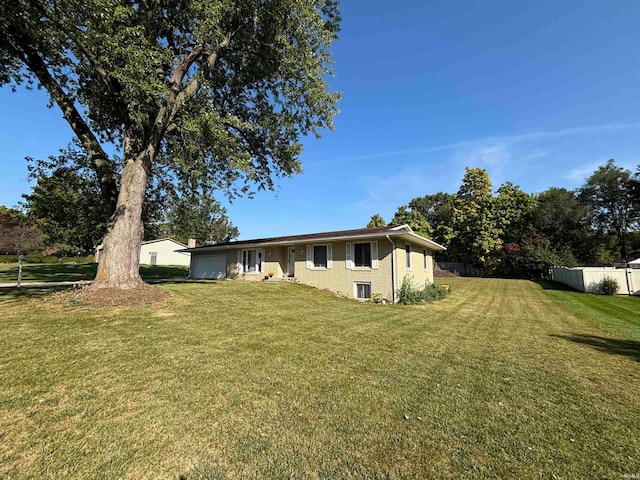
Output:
[159,187,239,246]
[0,206,44,255]
[370,161,640,277]
[366,214,386,228]
[390,205,432,238]
[1,0,341,289]
[579,159,638,261]
[450,168,502,269]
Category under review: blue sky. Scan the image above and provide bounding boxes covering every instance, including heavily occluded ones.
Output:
[2,0,640,240]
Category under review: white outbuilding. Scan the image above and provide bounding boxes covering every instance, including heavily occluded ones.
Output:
[139,238,191,266]
[95,238,192,266]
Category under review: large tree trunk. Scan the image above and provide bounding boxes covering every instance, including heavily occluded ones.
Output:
[91,154,149,289]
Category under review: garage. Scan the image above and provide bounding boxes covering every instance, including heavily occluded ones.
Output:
[193,254,227,279]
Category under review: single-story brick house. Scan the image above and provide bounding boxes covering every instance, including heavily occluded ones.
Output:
[180,225,446,302]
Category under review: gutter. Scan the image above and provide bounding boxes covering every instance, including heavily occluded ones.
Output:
[386,235,397,303]
[178,231,400,253]
[178,228,446,254]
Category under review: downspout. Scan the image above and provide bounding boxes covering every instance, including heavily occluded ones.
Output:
[386,235,397,303]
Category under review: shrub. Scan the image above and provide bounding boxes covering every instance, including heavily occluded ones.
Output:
[397,275,450,305]
[0,255,18,263]
[23,254,58,263]
[421,282,450,301]
[596,276,619,295]
[398,276,422,305]
[367,293,386,304]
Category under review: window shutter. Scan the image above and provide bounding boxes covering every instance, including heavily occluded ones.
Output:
[237,250,243,273]
[371,241,379,269]
[423,249,428,270]
[306,245,312,269]
[327,244,333,269]
[259,249,265,273]
[346,242,352,269]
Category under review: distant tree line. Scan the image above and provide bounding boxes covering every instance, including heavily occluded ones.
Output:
[0,145,239,257]
[367,160,640,277]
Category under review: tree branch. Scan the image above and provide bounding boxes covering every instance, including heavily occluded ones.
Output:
[31,2,115,93]
[171,33,232,116]
[13,32,119,216]
[144,32,232,163]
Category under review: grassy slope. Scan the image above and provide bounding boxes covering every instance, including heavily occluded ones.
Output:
[0,278,638,479]
[0,263,188,282]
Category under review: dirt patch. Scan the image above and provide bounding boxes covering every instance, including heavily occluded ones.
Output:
[70,283,171,306]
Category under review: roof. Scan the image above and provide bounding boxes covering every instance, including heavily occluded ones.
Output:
[180,225,446,253]
[140,238,188,248]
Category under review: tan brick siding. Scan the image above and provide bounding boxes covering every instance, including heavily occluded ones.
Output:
[294,240,395,300]
[394,240,435,288]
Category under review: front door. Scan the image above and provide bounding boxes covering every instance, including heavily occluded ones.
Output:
[288,247,296,277]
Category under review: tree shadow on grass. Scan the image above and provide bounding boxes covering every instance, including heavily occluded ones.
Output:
[0,285,70,301]
[552,334,640,362]
[0,263,97,283]
[534,279,579,292]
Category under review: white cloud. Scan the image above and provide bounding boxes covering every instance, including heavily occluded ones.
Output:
[347,120,640,221]
[565,160,606,183]
[318,121,640,168]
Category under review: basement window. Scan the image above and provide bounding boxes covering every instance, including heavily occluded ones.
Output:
[355,282,371,300]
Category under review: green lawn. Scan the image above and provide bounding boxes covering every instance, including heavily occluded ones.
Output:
[0,262,188,283]
[1,278,638,479]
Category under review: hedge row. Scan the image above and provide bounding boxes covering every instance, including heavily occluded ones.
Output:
[0,255,95,264]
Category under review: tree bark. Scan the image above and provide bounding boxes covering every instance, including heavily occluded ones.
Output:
[92,153,149,289]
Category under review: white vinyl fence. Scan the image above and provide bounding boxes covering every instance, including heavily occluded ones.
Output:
[552,267,640,296]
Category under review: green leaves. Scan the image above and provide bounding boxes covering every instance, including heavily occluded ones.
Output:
[159,187,239,246]
[390,205,433,239]
[22,167,108,253]
[2,0,341,200]
[450,168,502,270]
[366,214,386,228]
[579,159,638,261]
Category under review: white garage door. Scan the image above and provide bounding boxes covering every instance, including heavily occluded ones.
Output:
[193,254,227,279]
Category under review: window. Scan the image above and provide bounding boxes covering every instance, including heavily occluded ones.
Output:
[405,244,412,269]
[306,244,332,269]
[242,249,263,273]
[423,249,429,270]
[355,282,371,299]
[346,241,378,269]
[313,245,327,268]
[354,242,371,267]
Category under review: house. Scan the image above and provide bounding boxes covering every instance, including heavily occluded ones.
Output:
[181,225,446,302]
[95,238,192,266]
